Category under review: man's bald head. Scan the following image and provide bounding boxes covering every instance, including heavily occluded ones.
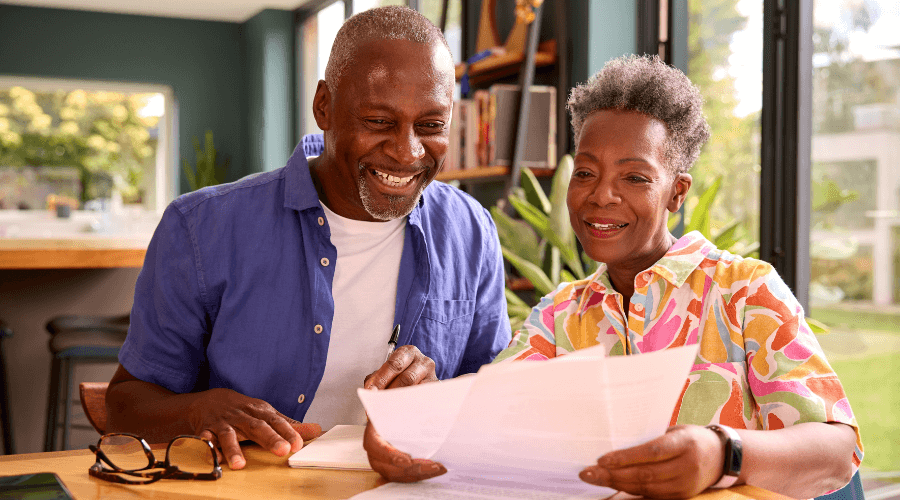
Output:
[323,6,451,95]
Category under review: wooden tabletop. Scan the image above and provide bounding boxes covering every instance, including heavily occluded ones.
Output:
[0,446,793,500]
[0,238,148,269]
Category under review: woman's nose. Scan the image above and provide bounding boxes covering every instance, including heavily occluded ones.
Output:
[588,178,621,206]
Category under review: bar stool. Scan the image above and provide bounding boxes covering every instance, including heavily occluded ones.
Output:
[0,319,14,455]
[43,314,129,452]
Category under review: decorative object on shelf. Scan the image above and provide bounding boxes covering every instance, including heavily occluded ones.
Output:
[487,84,556,169]
[181,131,228,192]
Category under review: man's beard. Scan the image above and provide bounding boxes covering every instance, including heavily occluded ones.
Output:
[357,163,429,221]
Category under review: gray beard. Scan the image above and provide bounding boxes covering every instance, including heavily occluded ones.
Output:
[357,165,426,221]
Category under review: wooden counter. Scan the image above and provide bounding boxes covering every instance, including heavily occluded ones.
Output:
[0,237,148,269]
[0,445,794,500]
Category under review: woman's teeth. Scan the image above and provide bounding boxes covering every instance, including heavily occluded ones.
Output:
[589,222,627,230]
[374,170,414,187]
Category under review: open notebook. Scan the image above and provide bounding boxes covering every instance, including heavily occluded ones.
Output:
[288,424,372,470]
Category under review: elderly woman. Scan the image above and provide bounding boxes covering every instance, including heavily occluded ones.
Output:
[365,54,862,499]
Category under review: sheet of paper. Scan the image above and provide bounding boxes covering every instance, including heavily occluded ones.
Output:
[287,424,371,470]
[355,344,699,499]
[356,375,475,458]
[349,470,617,500]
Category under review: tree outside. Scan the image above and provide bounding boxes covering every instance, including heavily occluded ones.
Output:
[0,85,160,208]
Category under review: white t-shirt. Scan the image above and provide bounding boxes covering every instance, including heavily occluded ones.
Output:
[301,201,406,431]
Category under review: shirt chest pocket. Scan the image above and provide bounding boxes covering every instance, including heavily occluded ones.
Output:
[416,299,476,378]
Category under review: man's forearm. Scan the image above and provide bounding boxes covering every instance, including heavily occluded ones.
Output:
[739,422,857,498]
[106,379,203,443]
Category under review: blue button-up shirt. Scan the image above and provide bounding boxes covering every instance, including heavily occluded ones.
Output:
[119,135,511,421]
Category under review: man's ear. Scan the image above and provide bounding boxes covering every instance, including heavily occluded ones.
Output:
[312,80,332,131]
[667,172,692,213]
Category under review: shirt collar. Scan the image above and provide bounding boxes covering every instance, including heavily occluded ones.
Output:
[579,231,716,311]
[283,134,428,222]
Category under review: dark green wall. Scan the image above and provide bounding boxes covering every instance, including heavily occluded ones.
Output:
[244,9,297,173]
[0,4,249,193]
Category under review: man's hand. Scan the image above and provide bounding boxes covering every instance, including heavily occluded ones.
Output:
[578,425,725,499]
[363,420,446,482]
[363,345,438,390]
[187,388,323,470]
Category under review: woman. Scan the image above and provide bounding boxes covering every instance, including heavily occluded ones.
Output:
[365,54,862,499]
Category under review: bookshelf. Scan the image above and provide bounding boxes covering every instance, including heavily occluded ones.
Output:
[436,165,555,183]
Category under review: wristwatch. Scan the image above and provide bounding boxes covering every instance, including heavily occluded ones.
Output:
[706,424,742,488]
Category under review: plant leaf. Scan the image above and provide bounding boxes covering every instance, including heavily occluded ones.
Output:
[685,176,721,236]
[806,316,830,334]
[491,207,541,266]
[520,167,551,214]
[712,219,741,250]
[547,155,584,278]
[501,246,555,296]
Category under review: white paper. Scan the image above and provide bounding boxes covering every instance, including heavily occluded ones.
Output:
[287,424,371,470]
[354,344,699,499]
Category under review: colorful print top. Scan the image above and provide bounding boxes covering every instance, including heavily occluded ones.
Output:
[494,231,863,470]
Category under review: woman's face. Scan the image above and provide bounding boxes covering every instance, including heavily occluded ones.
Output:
[567,109,691,271]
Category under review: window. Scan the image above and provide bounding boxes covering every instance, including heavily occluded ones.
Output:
[0,76,174,213]
[808,0,900,475]
[685,0,762,256]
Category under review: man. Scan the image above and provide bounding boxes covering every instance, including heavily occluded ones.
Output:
[106,6,510,471]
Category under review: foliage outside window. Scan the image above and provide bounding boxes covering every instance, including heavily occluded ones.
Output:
[0,85,160,208]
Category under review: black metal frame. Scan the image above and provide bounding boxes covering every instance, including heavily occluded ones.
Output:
[761,0,813,309]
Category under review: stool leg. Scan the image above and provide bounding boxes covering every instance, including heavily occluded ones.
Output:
[44,356,61,452]
[0,341,13,455]
[61,358,73,451]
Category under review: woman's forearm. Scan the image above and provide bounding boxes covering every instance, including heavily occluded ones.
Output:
[738,422,857,498]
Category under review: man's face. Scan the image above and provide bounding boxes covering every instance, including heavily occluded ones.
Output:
[314,38,455,221]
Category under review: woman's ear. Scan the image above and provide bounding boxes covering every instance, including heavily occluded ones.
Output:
[312,80,331,131]
[667,172,692,213]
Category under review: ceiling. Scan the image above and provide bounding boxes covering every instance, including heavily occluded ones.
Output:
[1,0,316,22]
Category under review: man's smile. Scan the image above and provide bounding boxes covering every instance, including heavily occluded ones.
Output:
[372,168,416,187]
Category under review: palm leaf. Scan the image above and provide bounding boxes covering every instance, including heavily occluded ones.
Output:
[501,246,555,296]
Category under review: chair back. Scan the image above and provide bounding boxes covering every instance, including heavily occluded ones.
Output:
[79,382,109,435]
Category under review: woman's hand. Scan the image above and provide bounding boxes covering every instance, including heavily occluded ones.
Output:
[362,420,447,482]
[579,425,725,499]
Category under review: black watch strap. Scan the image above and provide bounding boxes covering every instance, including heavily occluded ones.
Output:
[706,424,742,487]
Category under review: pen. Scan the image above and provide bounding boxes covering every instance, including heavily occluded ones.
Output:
[384,324,400,363]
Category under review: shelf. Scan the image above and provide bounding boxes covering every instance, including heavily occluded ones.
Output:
[436,166,556,183]
[455,40,557,88]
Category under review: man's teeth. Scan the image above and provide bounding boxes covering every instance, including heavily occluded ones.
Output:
[374,170,414,186]
[589,222,627,230]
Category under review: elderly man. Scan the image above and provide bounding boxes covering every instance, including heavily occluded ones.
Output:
[106,6,510,470]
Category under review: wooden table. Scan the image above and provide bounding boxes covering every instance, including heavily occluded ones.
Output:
[0,238,148,269]
[0,446,793,500]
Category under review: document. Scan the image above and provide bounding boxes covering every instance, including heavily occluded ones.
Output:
[354,344,699,499]
[287,424,372,470]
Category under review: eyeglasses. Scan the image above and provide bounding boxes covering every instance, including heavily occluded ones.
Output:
[89,433,222,485]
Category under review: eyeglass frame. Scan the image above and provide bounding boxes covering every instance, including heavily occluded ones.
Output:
[88,432,223,485]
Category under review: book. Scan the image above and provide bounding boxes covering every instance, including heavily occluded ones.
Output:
[487,84,557,169]
[287,424,372,470]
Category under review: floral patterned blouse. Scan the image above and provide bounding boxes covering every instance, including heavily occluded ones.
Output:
[494,231,863,470]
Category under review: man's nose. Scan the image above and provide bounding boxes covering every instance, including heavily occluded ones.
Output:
[387,126,426,165]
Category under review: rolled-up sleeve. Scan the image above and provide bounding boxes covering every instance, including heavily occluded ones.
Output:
[119,203,210,394]
[742,266,863,471]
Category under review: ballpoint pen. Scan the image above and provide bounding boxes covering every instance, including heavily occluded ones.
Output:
[384,324,400,363]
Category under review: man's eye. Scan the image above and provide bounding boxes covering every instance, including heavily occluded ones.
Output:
[366,119,390,127]
[627,176,650,183]
[418,122,445,132]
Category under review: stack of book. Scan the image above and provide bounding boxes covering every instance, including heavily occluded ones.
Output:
[444,84,556,174]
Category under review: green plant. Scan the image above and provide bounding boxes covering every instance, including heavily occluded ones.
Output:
[490,155,592,331]
[182,130,228,192]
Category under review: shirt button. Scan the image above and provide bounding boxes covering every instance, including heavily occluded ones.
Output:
[317,216,324,226]
[320,257,329,267]
[634,303,644,312]
[297,394,305,404]
[314,324,323,334]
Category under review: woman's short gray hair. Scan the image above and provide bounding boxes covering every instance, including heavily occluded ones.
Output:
[324,6,450,94]
[567,54,710,173]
